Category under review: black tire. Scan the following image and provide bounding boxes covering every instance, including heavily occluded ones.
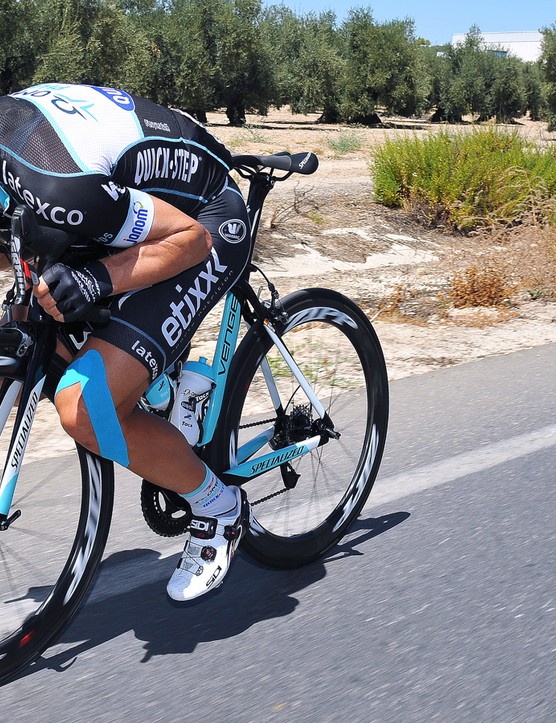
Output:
[0,373,114,686]
[211,288,388,568]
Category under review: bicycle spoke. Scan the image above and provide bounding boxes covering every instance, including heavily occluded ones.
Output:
[215,288,388,568]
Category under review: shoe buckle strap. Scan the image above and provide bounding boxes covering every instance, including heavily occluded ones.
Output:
[224,522,242,542]
[178,552,204,576]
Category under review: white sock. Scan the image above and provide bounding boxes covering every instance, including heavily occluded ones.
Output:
[180,465,237,517]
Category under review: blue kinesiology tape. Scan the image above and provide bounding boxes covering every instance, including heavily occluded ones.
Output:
[0,185,10,213]
[56,350,130,467]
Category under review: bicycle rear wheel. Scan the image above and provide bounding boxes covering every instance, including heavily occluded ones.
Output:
[0,373,114,686]
[212,288,388,568]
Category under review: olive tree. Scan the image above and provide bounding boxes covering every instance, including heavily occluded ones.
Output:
[541,25,556,129]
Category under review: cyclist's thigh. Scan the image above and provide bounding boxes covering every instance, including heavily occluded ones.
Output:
[92,179,250,383]
[196,177,251,266]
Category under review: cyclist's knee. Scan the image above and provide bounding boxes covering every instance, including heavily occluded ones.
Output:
[55,382,96,448]
[55,350,130,466]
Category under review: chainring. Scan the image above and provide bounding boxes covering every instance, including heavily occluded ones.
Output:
[140,480,191,537]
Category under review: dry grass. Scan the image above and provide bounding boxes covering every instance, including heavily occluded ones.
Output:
[469,203,556,303]
[449,264,512,308]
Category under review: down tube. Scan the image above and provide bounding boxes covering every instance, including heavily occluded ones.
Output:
[200,291,242,445]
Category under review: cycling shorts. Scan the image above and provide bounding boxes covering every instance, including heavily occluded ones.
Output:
[90,178,250,381]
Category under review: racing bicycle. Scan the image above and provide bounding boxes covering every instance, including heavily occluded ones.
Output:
[0,151,388,685]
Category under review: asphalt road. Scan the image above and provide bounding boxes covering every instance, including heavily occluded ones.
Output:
[2,343,556,722]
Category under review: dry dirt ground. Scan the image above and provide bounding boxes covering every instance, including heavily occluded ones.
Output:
[2,108,556,460]
[204,107,556,380]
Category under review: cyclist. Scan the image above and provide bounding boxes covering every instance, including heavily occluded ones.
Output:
[0,83,252,601]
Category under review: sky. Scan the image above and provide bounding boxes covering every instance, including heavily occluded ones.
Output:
[264,0,555,46]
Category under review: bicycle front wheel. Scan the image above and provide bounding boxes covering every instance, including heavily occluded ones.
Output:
[0,375,114,686]
[212,288,388,568]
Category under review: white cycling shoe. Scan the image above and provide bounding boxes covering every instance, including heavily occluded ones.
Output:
[167,486,250,602]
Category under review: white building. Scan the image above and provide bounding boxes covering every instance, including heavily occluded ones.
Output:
[451,31,542,62]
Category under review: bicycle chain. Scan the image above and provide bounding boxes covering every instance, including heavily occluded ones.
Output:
[239,417,276,430]
[252,487,288,506]
[238,417,287,505]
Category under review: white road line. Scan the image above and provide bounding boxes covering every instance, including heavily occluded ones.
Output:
[85,425,556,604]
[368,424,556,508]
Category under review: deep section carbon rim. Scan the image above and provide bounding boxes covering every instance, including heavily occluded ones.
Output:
[0,392,113,686]
[215,288,388,568]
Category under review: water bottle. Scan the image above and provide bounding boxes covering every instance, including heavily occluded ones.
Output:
[143,373,176,411]
[170,357,215,446]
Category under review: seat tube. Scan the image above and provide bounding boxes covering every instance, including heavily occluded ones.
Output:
[201,290,242,445]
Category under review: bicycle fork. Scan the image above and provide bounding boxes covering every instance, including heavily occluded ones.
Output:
[0,377,44,529]
[0,324,51,530]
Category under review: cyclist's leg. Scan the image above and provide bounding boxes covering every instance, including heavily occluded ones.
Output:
[56,176,251,497]
[54,336,209,493]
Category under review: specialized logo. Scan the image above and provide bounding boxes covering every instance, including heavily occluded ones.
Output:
[91,86,135,112]
[219,219,247,244]
[161,249,230,347]
[11,390,40,469]
[1,160,84,226]
[298,152,312,169]
[250,445,306,476]
[134,146,200,185]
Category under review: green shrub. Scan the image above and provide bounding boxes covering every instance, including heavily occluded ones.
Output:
[372,129,556,231]
[327,130,362,156]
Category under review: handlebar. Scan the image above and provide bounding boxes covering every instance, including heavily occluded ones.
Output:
[231,151,319,176]
[2,151,320,323]
[3,205,110,324]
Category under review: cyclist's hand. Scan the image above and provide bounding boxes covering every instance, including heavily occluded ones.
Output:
[34,261,113,322]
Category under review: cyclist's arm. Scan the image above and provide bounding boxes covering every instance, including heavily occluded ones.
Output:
[32,187,212,321]
[96,195,211,295]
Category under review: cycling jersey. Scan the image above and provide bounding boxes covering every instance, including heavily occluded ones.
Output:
[0,83,233,245]
[0,83,251,380]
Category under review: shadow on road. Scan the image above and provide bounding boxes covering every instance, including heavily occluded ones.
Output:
[15,510,409,681]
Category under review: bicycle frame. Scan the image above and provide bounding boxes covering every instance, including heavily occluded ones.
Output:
[0,329,55,527]
[0,162,328,523]
[197,286,326,478]
[196,169,330,482]
[0,211,59,528]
